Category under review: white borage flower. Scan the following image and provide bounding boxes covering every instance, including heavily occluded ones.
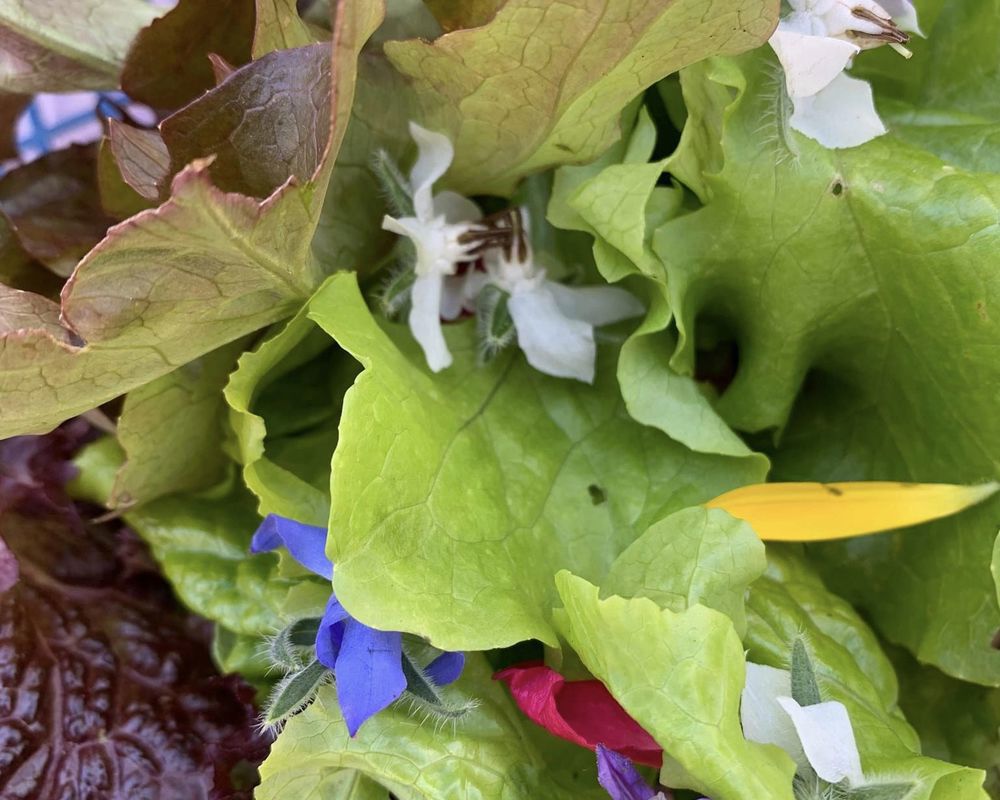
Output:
[381,122,484,373]
[482,212,644,384]
[769,0,921,149]
[741,662,865,787]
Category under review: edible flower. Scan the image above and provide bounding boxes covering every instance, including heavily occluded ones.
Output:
[769,0,921,148]
[706,480,998,541]
[494,663,662,766]
[381,122,484,373]
[741,662,863,785]
[596,745,671,800]
[482,209,644,383]
[251,514,464,735]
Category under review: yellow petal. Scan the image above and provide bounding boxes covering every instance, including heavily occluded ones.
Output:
[706,481,999,542]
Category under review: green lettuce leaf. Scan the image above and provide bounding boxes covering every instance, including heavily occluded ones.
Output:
[253,0,316,58]
[554,571,797,799]
[654,41,1000,683]
[602,506,765,636]
[73,436,288,640]
[383,0,779,194]
[422,0,503,32]
[745,549,988,799]
[548,109,769,468]
[256,655,606,800]
[0,0,162,92]
[311,272,761,650]
[890,646,1000,796]
[0,0,383,439]
[225,282,359,526]
[112,338,248,508]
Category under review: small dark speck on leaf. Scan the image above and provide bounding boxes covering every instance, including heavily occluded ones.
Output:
[588,484,606,505]
[830,179,845,196]
[823,485,844,497]
[555,143,574,153]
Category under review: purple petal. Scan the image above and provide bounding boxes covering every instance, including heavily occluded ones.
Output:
[335,621,406,736]
[596,744,656,800]
[315,594,351,670]
[425,651,465,686]
[249,514,332,580]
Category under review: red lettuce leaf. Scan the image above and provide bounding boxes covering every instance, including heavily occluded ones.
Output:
[0,422,270,799]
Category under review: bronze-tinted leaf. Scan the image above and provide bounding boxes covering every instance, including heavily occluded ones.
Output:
[122,0,256,109]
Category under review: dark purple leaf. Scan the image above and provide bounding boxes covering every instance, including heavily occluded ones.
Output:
[121,0,255,110]
[161,43,332,198]
[107,120,170,203]
[0,424,270,799]
[0,146,114,277]
[0,91,30,160]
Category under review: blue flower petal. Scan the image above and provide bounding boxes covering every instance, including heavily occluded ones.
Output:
[335,620,406,736]
[250,514,333,580]
[315,594,351,670]
[596,744,656,800]
[425,651,465,686]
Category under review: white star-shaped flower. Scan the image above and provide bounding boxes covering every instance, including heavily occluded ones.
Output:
[769,0,921,148]
[483,225,643,384]
[741,662,865,786]
[382,122,483,372]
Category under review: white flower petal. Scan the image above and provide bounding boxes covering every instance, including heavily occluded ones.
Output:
[382,214,423,239]
[875,0,922,34]
[408,122,455,221]
[433,190,483,224]
[408,272,453,372]
[740,664,807,769]
[770,28,860,98]
[547,283,644,327]
[790,71,887,148]
[441,269,486,321]
[508,285,597,383]
[776,697,865,786]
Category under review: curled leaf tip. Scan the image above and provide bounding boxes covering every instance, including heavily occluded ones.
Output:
[706,481,998,542]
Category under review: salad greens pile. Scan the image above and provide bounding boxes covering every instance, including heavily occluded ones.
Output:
[0,0,998,798]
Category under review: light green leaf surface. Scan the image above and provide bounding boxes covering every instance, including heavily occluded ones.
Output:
[548,110,767,468]
[890,647,1000,797]
[746,549,988,799]
[73,436,288,638]
[225,281,359,526]
[0,0,382,439]
[603,506,765,636]
[657,45,1000,683]
[256,656,606,800]
[253,0,315,58]
[384,0,779,194]
[112,339,247,508]
[554,571,797,800]
[0,0,162,92]
[312,272,760,650]
[422,0,504,31]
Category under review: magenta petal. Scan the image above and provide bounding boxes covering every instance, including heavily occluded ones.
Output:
[494,663,662,767]
[335,620,406,736]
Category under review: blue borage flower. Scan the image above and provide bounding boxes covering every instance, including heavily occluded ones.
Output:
[250,514,464,735]
[595,745,671,800]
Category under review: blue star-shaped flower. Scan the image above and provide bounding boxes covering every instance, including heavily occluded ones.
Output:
[251,514,464,735]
